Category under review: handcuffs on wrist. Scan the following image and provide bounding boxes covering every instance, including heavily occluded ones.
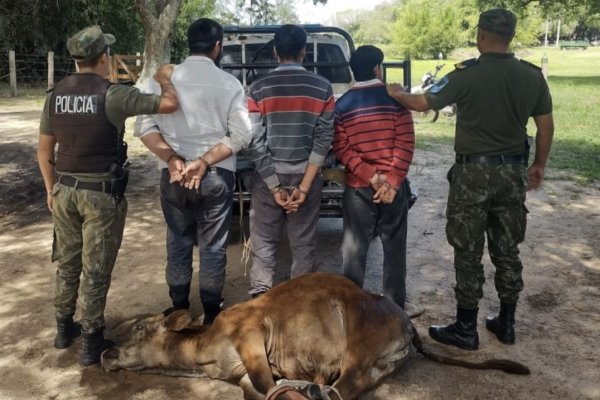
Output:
[270,185,308,195]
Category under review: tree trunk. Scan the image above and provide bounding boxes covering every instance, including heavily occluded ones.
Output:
[135,0,183,87]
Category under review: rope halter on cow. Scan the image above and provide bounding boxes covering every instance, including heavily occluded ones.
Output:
[265,380,343,400]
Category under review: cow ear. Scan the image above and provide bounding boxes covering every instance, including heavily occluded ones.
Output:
[164,309,193,332]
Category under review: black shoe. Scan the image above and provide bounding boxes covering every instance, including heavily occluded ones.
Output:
[202,303,222,325]
[486,302,516,344]
[80,331,115,367]
[54,317,82,349]
[429,307,479,351]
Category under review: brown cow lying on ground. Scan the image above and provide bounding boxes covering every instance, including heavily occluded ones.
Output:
[101,272,529,400]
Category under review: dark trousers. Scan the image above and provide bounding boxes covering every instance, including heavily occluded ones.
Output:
[249,172,323,296]
[341,180,409,308]
[159,168,234,309]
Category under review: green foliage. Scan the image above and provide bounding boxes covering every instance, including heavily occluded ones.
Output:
[215,0,298,25]
[477,0,600,40]
[270,0,300,24]
[335,9,363,42]
[336,3,397,46]
[392,0,462,59]
[0,0,143,56]
[172,0,216,62]
[513,4,545,46]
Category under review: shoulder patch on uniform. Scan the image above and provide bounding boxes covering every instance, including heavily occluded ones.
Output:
[454,58,478,70]
[429,76,449,94]
[519,59,542,71]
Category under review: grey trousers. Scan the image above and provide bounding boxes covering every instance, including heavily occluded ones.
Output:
[249,171,323,295]
[341,180,409,308]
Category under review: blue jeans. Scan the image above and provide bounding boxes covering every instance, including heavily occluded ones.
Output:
[159,168,234,309]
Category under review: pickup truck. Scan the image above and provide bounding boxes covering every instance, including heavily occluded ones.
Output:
[221,25,412,218]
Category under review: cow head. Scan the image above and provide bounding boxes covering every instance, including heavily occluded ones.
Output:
[101,309,205,372]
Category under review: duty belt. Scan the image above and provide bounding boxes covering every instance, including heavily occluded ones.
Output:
[455,154,526,165]
[58,174,112,193]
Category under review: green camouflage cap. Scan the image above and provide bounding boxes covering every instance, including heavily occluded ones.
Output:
[67,25,115,60]
[478,8,517,37]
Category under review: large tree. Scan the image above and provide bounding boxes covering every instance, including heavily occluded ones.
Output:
[392,0,462,59]
[135,0,183,85]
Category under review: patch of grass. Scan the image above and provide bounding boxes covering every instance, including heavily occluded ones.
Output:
[0,84,46,100]
[0,85,46,109]
[385,47,600,183]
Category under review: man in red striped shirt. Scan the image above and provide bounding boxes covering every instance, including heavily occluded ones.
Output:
[333,45,415,309]
[246,25,335,297]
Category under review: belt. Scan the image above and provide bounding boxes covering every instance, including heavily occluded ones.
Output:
[58,175,112,193]
[455,154,526,165]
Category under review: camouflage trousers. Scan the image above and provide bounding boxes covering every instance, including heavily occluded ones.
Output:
[446,162,528,310]
[51,183,127,333]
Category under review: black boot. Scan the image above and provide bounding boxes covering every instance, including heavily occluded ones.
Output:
[486,302,516,344]
[202,303,222,325]
[80,331,115,367]
[54,317,81,349]
[429,307,479,350]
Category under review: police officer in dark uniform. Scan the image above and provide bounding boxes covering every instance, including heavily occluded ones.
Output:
[387,9,554,350]
[38,25,179,366]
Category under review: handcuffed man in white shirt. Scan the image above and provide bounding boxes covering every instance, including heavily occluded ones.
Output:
[134,18,252,324]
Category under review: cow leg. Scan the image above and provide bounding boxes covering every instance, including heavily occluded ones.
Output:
[331,367,370,400]
[240,374,266,400]
[334,357,398,400]
[232,329,277,396]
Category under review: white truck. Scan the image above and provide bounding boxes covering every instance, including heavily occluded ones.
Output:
[221,25,413,218]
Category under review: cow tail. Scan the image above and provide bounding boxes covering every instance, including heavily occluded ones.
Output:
[410,324,530,375]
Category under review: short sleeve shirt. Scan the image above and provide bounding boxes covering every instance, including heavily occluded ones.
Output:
[424,53,552,155]
[39,82,160,134]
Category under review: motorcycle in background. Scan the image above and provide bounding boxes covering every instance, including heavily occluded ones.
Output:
[410,63,456,123]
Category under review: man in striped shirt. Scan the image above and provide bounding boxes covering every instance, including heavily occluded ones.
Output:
[333,45,415,309]
[246,24,335,297]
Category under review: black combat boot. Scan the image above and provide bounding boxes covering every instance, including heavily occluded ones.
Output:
[54,317,82,349]
[429,307,479,350]
[202,303,222,325]
[80,330,115,367]
[486,302,516,344]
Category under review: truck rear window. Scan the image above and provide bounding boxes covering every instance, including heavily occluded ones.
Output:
[222,43,351,86]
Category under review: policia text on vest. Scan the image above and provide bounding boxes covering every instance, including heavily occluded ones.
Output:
[54,94,98,115]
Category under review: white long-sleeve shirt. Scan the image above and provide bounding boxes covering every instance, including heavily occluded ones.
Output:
[134,56,252,171]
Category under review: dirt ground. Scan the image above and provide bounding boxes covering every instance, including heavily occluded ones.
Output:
[1,98,599,400]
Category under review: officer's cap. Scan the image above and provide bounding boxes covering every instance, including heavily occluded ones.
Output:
[67,26,115,60]
[478,8,517,37]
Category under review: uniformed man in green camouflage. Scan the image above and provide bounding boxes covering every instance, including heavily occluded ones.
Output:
[387,8,554,350]
[38,26,179,366]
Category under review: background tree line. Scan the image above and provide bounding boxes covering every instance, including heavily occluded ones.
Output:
[0,0,599,81]
[335,0,600,59]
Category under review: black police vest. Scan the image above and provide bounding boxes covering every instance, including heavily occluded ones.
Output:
[50,73,119,173]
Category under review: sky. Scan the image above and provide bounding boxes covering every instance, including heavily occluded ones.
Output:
[296,0,391,25]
